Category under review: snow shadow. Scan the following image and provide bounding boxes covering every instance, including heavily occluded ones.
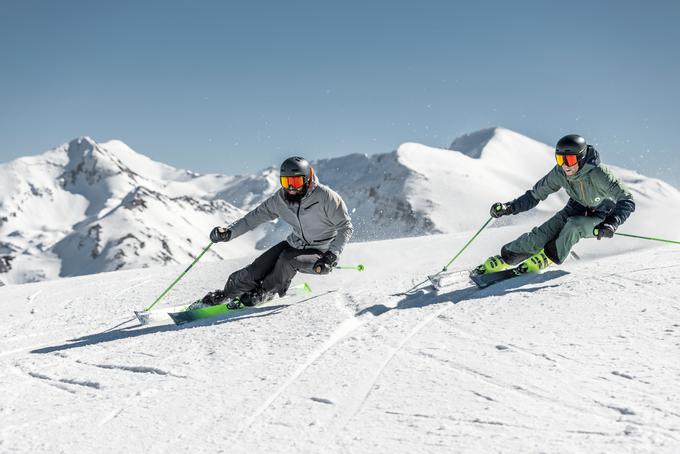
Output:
[30,304,290,355]
[357,270,570,317]
[31,291,335,354]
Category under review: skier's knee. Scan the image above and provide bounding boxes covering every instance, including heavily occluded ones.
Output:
[277,248,314,272]
[563,217,590,238]
[277,247,300,264]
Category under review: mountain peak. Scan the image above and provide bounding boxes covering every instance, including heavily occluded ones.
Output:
[449,127,502,158]
[449,127,553,163]
[69,136,98,147]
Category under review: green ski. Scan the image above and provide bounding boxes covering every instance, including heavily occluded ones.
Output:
[168,301,243,325]
[168,282,312,325]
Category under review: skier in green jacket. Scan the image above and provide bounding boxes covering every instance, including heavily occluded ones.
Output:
[474,134,636,275]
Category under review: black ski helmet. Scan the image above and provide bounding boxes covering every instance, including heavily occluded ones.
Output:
[280,156,312,178]
[279,156,315,199]
[556,134,587,160]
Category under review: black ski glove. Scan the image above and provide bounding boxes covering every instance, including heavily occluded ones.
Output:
[594,221,616,240]
[209,227,232,243]
[490,202,513,218]
[314,251,338,275]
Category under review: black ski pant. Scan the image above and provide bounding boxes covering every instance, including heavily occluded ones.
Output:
[223,241,323,299]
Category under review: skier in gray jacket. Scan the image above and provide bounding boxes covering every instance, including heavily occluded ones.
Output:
[202,156,353,308]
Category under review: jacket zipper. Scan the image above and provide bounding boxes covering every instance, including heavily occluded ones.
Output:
[296,204,310,246]
[578,180,586,203]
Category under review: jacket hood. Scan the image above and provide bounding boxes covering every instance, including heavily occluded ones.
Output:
[582,145,601,167]
[303,172,320,198]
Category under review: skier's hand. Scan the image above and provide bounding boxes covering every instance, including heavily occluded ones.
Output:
[314,251,338,275]
[490,202,513,218]
[209,227,232,243]
[593,222,616,240]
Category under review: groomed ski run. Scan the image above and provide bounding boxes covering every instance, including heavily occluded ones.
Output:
[1,223,679,453]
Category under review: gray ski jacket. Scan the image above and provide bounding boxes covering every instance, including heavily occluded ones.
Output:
[228,176,354,256]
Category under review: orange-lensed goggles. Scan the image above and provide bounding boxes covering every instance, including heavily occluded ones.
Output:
[555,153,579,167]
[280,175,306,189]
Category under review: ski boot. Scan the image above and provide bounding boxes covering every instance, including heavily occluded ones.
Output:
[240,285,275,307]
[472,255,511,276]
[188,289,227,310]
[203,289,228,306]
[517,249,552,274]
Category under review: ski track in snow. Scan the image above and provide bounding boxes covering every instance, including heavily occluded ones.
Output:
[26,290,41,305]
[340,301,457,429]
[233,294,364,440]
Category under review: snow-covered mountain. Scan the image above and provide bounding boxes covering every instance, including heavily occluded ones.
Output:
[0,137,253,285]
[2,128,679,285]
[216,127,680,247]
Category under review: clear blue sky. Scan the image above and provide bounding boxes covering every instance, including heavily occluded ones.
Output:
[1,0,679,186]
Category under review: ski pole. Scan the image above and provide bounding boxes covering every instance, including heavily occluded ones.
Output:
[437,216,494,274]
[336,264,365,272]
[398,216,493,295]
[612,232,680,246]
[142,242,213,312]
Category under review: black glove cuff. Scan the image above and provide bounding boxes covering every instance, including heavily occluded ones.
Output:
[322,251,338,265]
[603,216,619,230]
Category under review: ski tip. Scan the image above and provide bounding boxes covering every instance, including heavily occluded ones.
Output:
[302,282,312,293]
[134,311,151,325]
[427,274,441,289]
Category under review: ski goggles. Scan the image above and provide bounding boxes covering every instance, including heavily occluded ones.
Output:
[280,175,306,189]
[555,153,579,167]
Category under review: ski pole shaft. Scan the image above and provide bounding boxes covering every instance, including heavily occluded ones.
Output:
[336,264,365,272]
[614,232,680,245]
[398,216,493,296]
[441,217,493,272]
[143,242,214,312]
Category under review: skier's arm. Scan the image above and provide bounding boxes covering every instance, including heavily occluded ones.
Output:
[228,195,280,240]
[597,166,636,227]
[325,191,353,256]
[509,167,562,215]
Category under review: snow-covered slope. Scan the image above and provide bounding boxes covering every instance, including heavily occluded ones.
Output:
[0,226,678,453]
